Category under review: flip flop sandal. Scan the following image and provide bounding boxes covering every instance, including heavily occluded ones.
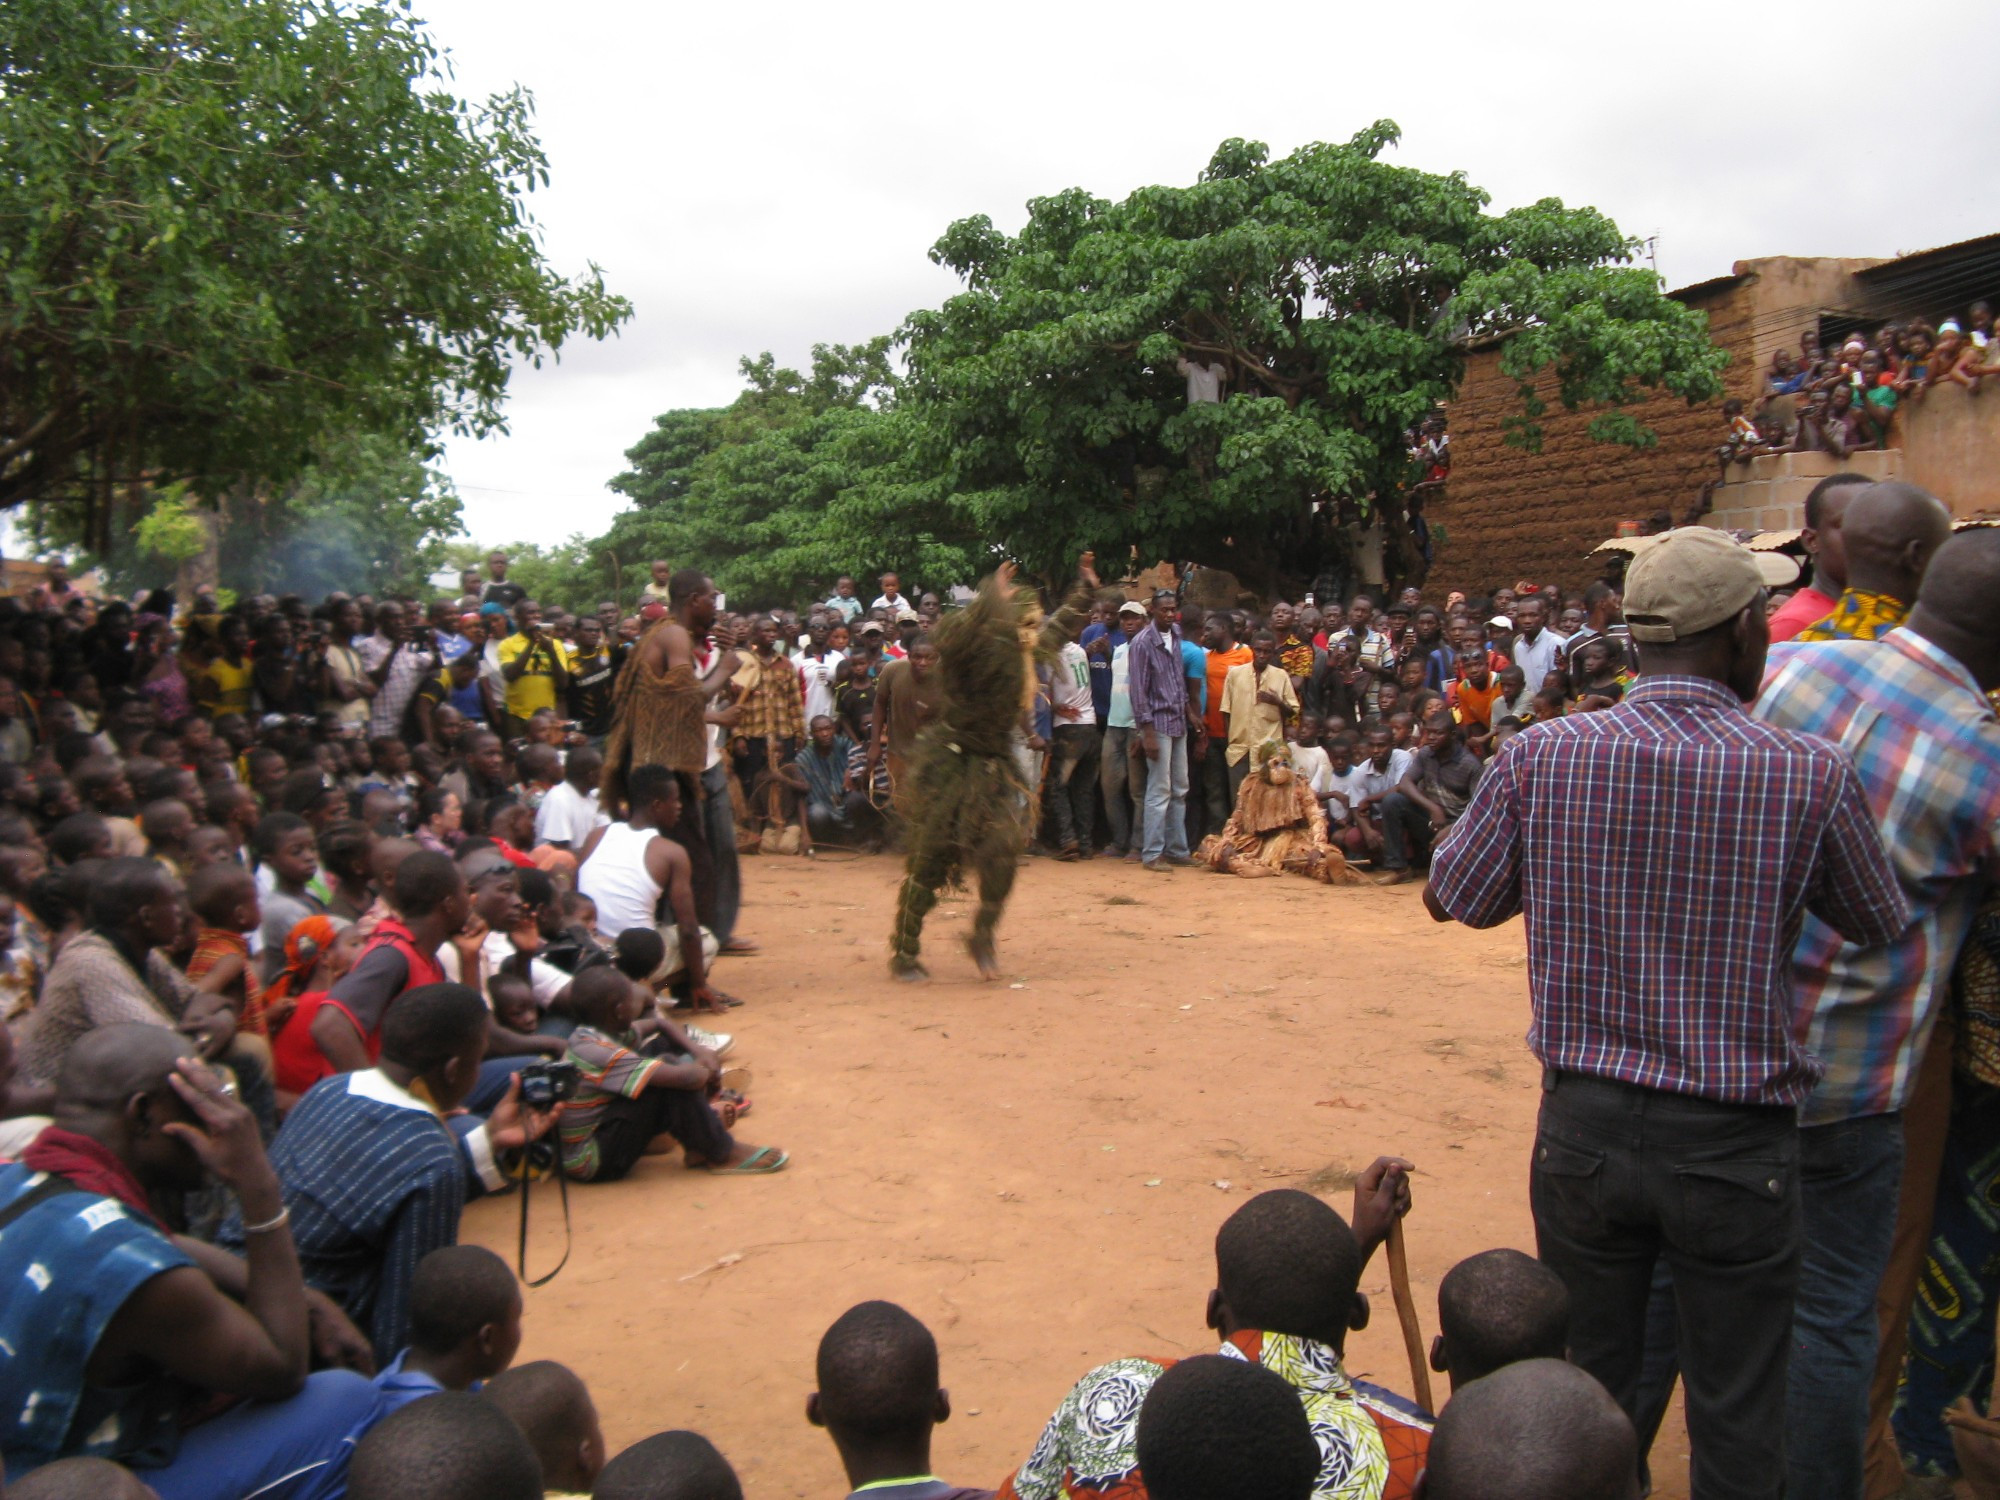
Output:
[718,1096,751,1126]
[706,1145,788,1175]
[718,1066,753,1095]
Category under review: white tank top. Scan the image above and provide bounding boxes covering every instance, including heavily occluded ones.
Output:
[578,821,664,937]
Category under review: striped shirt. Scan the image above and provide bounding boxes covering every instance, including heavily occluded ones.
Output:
[560,1025,663,1181]
[1757,629,2000,1124]
[222,1070,504,1362]
[1124,623,1188,736]
[1428,675,1908,1105]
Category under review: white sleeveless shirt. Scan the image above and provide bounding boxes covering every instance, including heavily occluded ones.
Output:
[578,821,664,936]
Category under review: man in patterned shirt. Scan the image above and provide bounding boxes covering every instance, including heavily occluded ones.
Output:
[997,1171,1429,1500]
[1791,481,1950,644]
[1756,525,2000,1498]
[1426,527,1908,1500]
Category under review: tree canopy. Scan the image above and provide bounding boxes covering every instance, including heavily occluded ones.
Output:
[0,0,630,546]
[603,122,1725,599]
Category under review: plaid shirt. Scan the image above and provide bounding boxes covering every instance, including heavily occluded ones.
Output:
[1757,629,2000,1124]
[730,650,804,741]
[1429,674,1908,1105]
[1124,621,1189,736]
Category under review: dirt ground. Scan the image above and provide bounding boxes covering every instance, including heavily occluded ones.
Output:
[463,851,1692,1498]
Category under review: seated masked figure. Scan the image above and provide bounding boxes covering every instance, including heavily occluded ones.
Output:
[1197,738,1358,884]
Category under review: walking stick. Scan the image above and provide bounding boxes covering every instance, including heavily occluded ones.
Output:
[1385,1218,1435,1414]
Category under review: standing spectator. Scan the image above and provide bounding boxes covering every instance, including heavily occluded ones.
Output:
[497,602,569,743]
[1126,590,1194,871]
[357,603,436,745]
[1327,596,1392,716]
[320,598,375,729]
[871,572,906,614]
[1196,615,1251,840]
[479,552,526,613]
[1507,595,1568,699]
[1768,473,1870,642]
[1425,527,1908,1499]
[798,614,846,726]
[1791,481,1952,645]
[729,615,804,811]
[1046,633,1099,860]
[565,616,619,741]
[1218,629,1296,800]
[1755,526,2000,1498]
[824,576,864,624]
[1098,600,1146,861]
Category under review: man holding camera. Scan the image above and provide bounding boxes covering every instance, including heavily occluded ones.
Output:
[498,600,570,742]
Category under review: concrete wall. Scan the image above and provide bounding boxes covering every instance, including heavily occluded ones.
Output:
[1427,257,1880,593]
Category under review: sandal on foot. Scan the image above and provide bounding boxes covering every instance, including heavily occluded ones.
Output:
[705,1145,788,1175]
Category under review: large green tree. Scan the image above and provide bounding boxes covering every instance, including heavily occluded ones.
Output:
[901,122,1727,590]
[600,344,981,609]
[0,0,629,545]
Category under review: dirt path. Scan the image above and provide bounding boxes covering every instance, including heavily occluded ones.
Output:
[463,851,1690,1497]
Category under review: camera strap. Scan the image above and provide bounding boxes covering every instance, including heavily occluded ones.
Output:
[515,1153,573,1288]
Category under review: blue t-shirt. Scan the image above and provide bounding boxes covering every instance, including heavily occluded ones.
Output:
[1179,637,1208,715]
[1078,623,1115,722]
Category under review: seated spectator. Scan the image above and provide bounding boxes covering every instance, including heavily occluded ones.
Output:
[380,1243,522,1404]
[808,1300,994,1500]
[184,861,263,1032]
[594,1430,745,1500]
[577,765,725,1010]
[534,743,606,851]
[1374,714,1482,887]
[1428,1249,1569,1394]
[1443,648,1500,732]
[1134,1356,1320,1500]
[559,966,781,1179]
[226,982,544,1362]
[299,850,465,1083]
[1418,1360,1638,1500]
[1288,714,1334,804]
[1492,664,1533,723]
[253,811,326,984]
[483,1360,607,1499]
[0,1025,376,1494]
[998,1172,1429,1500]
[346,1390,543,1500]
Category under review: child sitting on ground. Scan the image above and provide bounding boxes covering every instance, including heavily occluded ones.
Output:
[1287,714,1333,805]
[482,1360,607,1499]
[306,1245,524,1500]
[267,916,366,1103]
[612,927,730,1057]
[185,862,265,1030]
[593,1431,744,1500]
[1428,1248,1571,1397]
[488,970,544,1050]
[558,966,781,1180]
[808,1300,996,1500]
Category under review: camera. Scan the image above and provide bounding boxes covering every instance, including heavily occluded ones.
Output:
[518,1059,580,1110]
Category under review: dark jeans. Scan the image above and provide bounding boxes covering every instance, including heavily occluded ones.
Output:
[586,1086,734,1180]
[1787,1112,1903,1499]
[700,760,739,945]
[1099,725,1142,853]
[1533,1071,1800,1500]
[1198,736,1231,841]
[467,1054,535,1114]
[1377,791,1435,871]
[1048,724,1100,852]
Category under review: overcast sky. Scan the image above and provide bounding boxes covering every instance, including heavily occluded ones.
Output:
[421,0,1995,546]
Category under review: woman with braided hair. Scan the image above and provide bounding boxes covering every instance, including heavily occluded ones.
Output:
[889,555,1098,982]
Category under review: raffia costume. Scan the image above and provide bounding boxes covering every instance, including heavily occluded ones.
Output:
[887,572,1090,975]
[1196,739,1358,884]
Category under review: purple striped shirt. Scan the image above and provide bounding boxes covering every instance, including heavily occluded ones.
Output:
[1125,622,1189,735]
[1428,674,1908,1106]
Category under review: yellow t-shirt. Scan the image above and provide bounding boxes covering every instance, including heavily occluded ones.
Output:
[497,633,568,719]
[201,656,254,716]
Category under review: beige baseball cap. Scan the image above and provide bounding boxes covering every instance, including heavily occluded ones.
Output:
[1622,527,1797,643]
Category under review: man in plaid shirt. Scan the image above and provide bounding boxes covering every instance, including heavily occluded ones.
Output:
[1426,527,1908,1500]
[1754,508,1997,1500]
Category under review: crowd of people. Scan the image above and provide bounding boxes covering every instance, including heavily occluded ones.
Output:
[1718,301,2000,468]
[0,475,1997,1500]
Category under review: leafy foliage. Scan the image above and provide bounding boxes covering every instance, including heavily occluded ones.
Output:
[23,432,466,598]
[0,0,630,542]
[599,345,982,610]
[898,123,1726,589]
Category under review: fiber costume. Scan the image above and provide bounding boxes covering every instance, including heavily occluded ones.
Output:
[888,568,1091,978]
[1197,738,1359,884]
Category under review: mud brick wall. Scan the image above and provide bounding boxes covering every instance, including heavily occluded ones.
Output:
[1425,257,1877,597]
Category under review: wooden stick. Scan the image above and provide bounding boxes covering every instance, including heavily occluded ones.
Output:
[1386,1218,1435,1414]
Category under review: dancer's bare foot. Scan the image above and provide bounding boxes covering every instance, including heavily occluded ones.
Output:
[890,956,930,982]
[964,935,1002,981]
